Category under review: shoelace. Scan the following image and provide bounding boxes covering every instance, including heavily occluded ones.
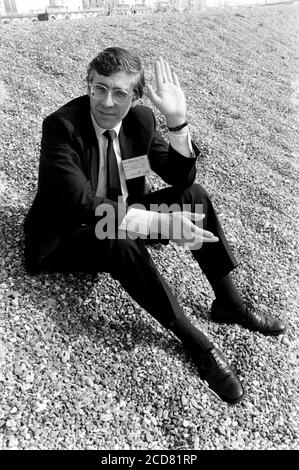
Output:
[200,349,232,379]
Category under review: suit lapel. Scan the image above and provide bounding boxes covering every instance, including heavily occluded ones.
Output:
[119,126,144,161]
[79,98,100,192]
[87,127,100,193]
[79,101,150,197]
[119,124,146,199]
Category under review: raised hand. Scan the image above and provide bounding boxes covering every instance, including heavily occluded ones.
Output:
[146,57,187,128]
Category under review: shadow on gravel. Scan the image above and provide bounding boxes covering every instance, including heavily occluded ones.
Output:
[1,205,186,362]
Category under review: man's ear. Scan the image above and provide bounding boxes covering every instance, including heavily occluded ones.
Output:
[131,92,140,107]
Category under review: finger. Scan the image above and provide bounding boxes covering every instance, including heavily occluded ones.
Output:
[146,84,158,102]
[192,226,218,240]
[158,56,167,82]
[165,60,174,83]
[172,70,181,88]
[179,223,216,242]
[182,211,205,221]
[171,211,204,221]
[197,235,219,243]
[200,230,218,240]
[146,85,163,109]
[202,236,219,243]
[188,235,219,251]
[154,60,164,90]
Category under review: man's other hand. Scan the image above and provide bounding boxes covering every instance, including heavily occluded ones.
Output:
[159,211,219,250]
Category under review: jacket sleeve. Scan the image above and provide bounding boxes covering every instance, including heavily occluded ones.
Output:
[146,110,200,188]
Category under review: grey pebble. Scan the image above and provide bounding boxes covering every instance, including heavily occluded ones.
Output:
[8,436,18,448]
[281,336,290,347]
[6,418,17,428]
[84,377,94,388]
[61,351,71,363]
[146,432,154,443]
[11,298,19,307]
[100,413,113,422]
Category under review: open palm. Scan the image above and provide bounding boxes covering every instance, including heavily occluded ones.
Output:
[146,57,187,126]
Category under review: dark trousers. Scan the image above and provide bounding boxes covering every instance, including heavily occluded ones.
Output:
[38,184,237,329]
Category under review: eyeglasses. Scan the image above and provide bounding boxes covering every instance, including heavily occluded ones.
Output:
[89,83,133,104]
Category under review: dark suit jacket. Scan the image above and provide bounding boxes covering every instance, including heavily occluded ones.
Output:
[24,95,199,269]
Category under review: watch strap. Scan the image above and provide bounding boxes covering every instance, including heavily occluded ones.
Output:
[168,122,188,132]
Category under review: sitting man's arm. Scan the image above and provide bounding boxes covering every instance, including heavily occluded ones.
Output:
[147,56,197,160]
[146,57,199,187]
[119,57,217,249]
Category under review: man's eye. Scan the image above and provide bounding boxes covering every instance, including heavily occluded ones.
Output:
[95,85,106,92]
[114,90,128,98]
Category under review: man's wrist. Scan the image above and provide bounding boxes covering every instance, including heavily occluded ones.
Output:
[157,212,171,239]
[166,114,187,129]
[168,122,188,132]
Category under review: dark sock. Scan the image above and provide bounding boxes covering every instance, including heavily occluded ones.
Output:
[169,314,212,353]
[208,273,244,309]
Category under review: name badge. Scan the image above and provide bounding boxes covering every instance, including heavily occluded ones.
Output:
[122,155,151,180]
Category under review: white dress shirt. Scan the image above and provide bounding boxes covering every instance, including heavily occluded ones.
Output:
[91,112,195,236]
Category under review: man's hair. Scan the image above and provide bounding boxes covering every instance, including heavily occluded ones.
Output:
[86,47,145,100]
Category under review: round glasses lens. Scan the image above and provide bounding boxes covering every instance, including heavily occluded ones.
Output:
[91,84,131,103]
[113,90,129,104]
[93,85,106,99]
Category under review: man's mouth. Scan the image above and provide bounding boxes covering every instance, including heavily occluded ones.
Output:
[98,110,116,116]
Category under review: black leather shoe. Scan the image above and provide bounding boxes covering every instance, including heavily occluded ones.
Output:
[211,300,286,336]
[190,346,244,404]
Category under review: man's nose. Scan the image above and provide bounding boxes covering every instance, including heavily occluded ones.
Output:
[102,90,114,107]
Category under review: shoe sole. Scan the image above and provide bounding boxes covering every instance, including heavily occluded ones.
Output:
[202,379,245,405]
[211,317,286,336]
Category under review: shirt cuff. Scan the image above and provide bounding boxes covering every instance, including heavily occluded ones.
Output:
[119,207,158,237]
[169,127,195,158]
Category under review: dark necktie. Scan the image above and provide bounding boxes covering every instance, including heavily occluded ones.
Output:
[103,130,122,201]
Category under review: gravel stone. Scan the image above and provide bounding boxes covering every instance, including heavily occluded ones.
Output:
[8,436,18,448]
[146,432,154,443]
[281,337,291,347]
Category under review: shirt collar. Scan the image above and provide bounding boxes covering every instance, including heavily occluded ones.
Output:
[90,112,122,139]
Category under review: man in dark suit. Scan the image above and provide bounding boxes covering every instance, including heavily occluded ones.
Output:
[24,47,286,404]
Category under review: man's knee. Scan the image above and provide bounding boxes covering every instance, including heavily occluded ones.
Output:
[110,236,145,263]
[180,183,210,205]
